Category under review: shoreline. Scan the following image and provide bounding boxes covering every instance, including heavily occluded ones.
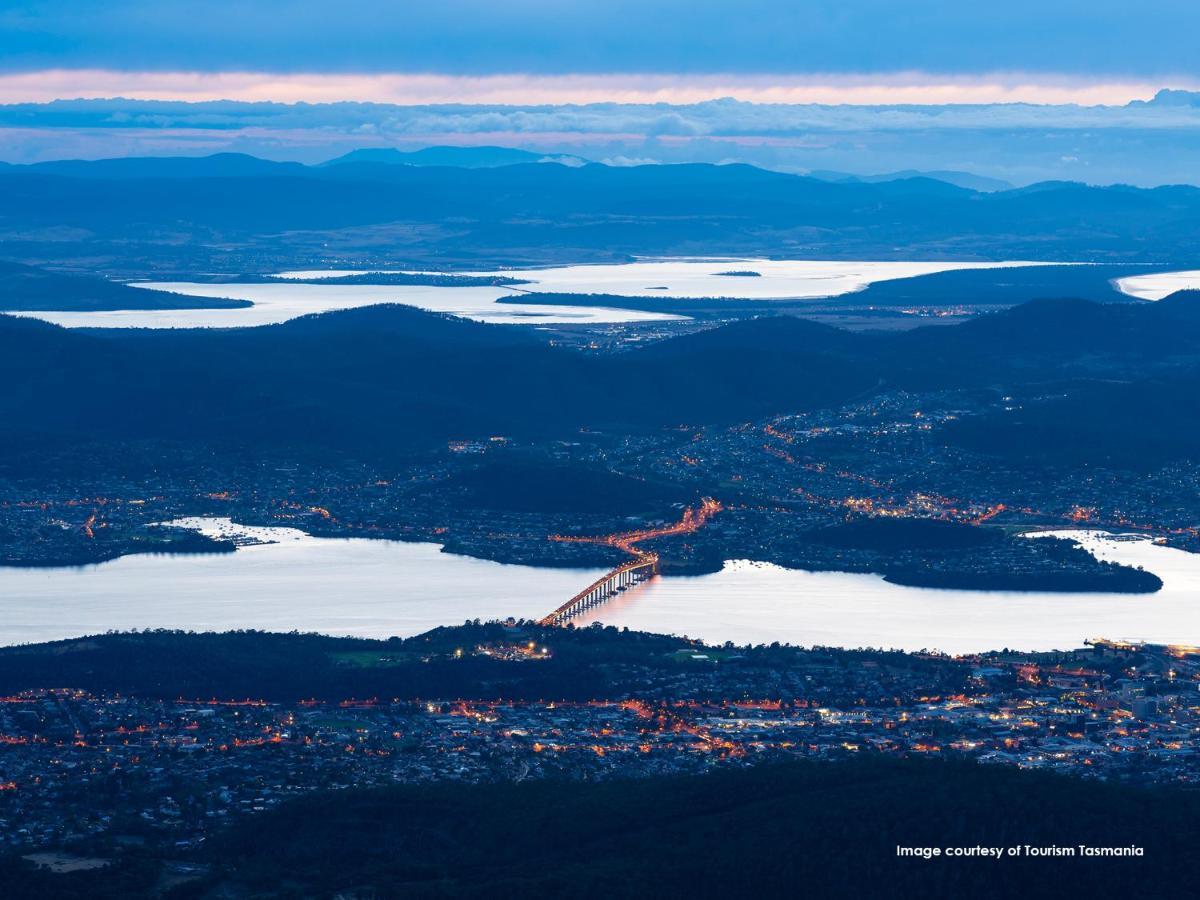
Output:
[0,518,1167,595]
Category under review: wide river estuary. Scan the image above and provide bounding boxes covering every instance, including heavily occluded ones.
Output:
[1,519,1196,654]
[14,259,1055,328]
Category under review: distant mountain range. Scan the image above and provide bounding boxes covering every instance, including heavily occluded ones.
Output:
[8,95,1200,185]
[806,169,1014,192]
[3,154,1200,269]
[0,152,310,179]
[321,145,587,168]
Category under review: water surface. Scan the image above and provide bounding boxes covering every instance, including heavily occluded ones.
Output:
[1,521,1194,654]
[13,259,1050,329]
[573,531,1195,653]
[0,519,603,647]
[1115,269,1200,300]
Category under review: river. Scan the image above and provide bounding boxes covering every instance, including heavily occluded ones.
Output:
[11,259,1050,328]
[0,520,1195,654]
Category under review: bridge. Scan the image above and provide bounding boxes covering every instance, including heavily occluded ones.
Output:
[538,497,721,627]
[537,553,659,627]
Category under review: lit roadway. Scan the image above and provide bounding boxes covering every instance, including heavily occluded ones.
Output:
[538,498,722,627]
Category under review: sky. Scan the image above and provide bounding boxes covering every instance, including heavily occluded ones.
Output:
[0,0,1198,105]
[1,0,1199,184]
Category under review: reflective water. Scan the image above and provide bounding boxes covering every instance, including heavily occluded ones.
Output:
[13,259,1050,329]
[1115,269,1200,300]
[279,259,1047,301]
[573,531,1198,653]
[0,519,605,647]
[1,521,1195,654]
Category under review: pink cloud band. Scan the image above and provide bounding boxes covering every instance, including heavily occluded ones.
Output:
[0,69,1186,106]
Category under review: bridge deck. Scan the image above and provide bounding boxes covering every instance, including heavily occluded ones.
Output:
[537,498,719,627]
[538,554,658,626]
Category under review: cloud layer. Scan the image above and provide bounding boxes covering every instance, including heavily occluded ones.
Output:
[0,70,1184,107]
[5,95,1200,187]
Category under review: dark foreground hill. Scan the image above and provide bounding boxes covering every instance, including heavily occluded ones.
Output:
[5,758,1197,899]
[0,626,708,703]
[441,460,692,516]
[0,305,879,455]
[3,292,1200,467]
[202,760,1200,899]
